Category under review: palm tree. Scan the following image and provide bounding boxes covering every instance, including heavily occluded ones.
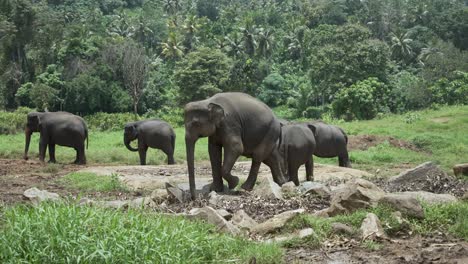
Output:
[223,31,244,57]
[240,18,257,57]
[257,27,275,58]
[390,30,414,63]
[417,46,442,66]
[182,15,202,51]
[161,32,184,60]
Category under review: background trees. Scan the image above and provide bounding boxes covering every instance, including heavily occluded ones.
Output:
[0,0,466,121]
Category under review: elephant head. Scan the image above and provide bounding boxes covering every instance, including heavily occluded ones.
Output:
[184,101,224,199]
[123,123,139,152]
[24,112,42,160]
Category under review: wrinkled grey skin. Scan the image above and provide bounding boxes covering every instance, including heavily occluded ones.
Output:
[24,112,88,164]
[124,120,176,165]
[277,123,317,185]
[184,92,286,199]
[308,121,351,167]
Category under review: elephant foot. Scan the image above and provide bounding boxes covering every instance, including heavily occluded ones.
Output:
[240,181,254,191]
[48,160,56,164]
[74,160,86,165]
[227,175,239,190]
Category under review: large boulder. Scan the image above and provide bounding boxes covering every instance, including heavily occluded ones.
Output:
[187,206,241,235]
[251,209,305,235]
[231,210,258,232]
[23,187,60,205]
[360,213,386,241]
[166,180,221,203]
[379,193,425,219]
[393,191,457,205]
[324,179,385,217]
[453,164,468,177]
[252,177,283,200]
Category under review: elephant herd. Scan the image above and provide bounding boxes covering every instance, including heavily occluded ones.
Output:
[23,92,351,199]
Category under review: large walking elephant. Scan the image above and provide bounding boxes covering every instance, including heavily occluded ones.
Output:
[124,120,176,165]
[184,92,286,199]
[24,111,88,164]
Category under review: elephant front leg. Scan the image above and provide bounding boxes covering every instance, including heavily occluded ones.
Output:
[221,143,242,190]
[208,141,223,192]
[240,160,261,191]
[48,143,56,163]
[263,151,287,186]
[39,139,47,163]
[138,145,148,165]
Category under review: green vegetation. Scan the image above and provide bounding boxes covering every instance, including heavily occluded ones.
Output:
[282,201,468,249]
[59,172,128,192]
[1,0,467,120]
[0,202,282,263]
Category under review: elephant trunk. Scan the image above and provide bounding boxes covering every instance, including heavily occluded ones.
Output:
[124,137,138,152]
[185,135,197,200]
[24,127,32,160]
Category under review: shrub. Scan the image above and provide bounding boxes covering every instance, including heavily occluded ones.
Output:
[85,112,139,131]
[429,71,468,105]
[258,73,288,107]
[332,77,391,120]
[0,107,34,134]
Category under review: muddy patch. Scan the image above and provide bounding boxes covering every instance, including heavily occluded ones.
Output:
[431,117,451,123]
[348,135,421,152]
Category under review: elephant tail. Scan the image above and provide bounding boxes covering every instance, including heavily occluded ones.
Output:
[85,128,89,149]
[339,127,348,145]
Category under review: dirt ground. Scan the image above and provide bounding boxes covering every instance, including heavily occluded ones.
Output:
[1,158,467,263]
[347,135,423,152]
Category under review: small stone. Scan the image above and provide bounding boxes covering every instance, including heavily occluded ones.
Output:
[360,213,386,240]
[150,189,168,201]
[232,210,258,231]
[252,209,305,235]
[453,163,468,177]
[331,222,355,236]
[253,177,283,200]
[188,206,240,235]
[395,191,457,205]
[98,200,129,210]
[216,209,232,220]
[78,197,94,206]
[266,228,316,243]
[281,181,297,194]
[129,197,157,209]
[23,187,60,205]
[299,181,331,198]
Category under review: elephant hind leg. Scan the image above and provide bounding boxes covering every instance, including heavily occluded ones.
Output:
[74,145,86,165]
[338,151,351,168]
[241,159,261,191]
[305,157,314,182]
[48,143,56,163]
[288,163,300,186]
[162,143,175,165]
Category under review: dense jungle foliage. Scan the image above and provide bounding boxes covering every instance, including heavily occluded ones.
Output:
[1,0,467,121]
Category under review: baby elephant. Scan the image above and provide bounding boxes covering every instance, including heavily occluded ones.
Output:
[308,121,351,168]
[278,123,317,185]
[124,120,176,165]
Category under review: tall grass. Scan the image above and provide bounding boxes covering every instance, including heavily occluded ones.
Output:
[0,202,283,263]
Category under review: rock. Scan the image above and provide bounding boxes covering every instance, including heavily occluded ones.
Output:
[208,191,242,206]
[331,223,355,236]
[252,209,305,235]
[360,213,386,240]
[231,210,258,231]
[462,192,468,201]
[379,193,425,219]
[393,191,457,205]
[453,164,468,177]
[23,187,60,205]
[150,189,168,201]
[208,191,221,206]
[166,182,190,203]
[78,197,94,206]
[188,206,240,235]
[391,211,411,234]
[299,181,331,198]
[97,200,129,209]
[267,228,316,243]
[281,181,297,194]
[325,179,385,216]
[388,162,455,193]
[129,197,157,209]
[253,177,283,200]
[216,209,232,220]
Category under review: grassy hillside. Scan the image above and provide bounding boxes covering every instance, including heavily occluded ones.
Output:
[0,105,466,175]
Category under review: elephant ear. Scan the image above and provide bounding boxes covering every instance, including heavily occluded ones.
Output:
[208,103,224,125]
[28,114,41,130]
[307,124,318,137]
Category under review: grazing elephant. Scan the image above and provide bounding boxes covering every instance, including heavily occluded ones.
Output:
[277,123,317,185]
[124,120,176,165]
[24,111,88,164]
[184,92,286,199]
[308,121,351,168]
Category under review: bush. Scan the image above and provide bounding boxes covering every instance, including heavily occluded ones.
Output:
[429,71,468,105]
[0,107,34,134]
[258,73,288,107]
[332,77,391,120]
[85,112,139,131]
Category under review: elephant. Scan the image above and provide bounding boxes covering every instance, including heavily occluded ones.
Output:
[277,123,317,185]
[124,120,176,165]
[24,111,88,164]
[308,121,351,167]
[184,92,286,199]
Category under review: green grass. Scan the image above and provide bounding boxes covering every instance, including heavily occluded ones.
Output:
[58,172,128,192]
[0,105,467,174]
[281,201,468,248]
[0,202,283,264]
